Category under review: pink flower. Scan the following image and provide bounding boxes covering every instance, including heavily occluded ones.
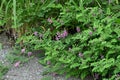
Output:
[55,36,59,41]
[63,29,68,37]
[76,27,80,32]
[21,48,25,53]
[61,33,64,38]
[55,32,62,40]
[56,32,61,38]
[28,52,32,57]
[47,18,53,24]
[100,55,104,59]
[55,30,68,40]
[47,61,51,65]
[89,31,92,35]
[14,61,21,67]
[78,52,83,58]
[61,29,68,38]
[33,31,38,36]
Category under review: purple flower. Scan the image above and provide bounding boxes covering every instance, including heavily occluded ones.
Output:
[78,52,83,58]
[100,55,104,59]
[47,61,51,65]
[33,31,38,36]
[21,48,25,53]
[89,31,92,35]
[56,30,68,40]
[14,61,21,67]
[47,18,53,24]
[28,52,32,57]
[63,29,68,36]
[61,29,68,38]
[55,32,61,40]
[76,27,80,32]
[61,33,64,38]
[56,32,61,38]
[55,36,59,41]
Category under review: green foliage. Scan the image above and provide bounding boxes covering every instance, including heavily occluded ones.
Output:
[1,0,120,80]
[0,62,9,79]
[5,46,31,67]
[91,58,115,76]
[6,53,29,64]
[0,43,2,50]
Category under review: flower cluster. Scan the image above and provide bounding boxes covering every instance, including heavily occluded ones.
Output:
[47,60,51,65]
[55,29,68,40]
[47,17,53,24]
[21,48,25,54]
[21,48,32,57]
[33,31,43,39]
[76,27,80,33]
[78,52,83,58]
[14,61,21,67]
[28,52,32,57]
[33,31,38,36]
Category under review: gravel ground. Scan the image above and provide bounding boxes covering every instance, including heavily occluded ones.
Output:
[3,58,85,80]
[3,58,44,80]
[0,32,12,65]
[0,33,93,80]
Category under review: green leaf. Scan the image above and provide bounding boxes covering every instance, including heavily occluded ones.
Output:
[80,70,89,80]
[91,58,115,73]
[70,63,80,68]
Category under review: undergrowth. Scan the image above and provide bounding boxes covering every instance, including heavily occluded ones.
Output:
[0,62,9,80]
[0,0,120,80]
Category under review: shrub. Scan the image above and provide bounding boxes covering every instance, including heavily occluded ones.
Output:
[25,1,120,80]
[1,0,120,80]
